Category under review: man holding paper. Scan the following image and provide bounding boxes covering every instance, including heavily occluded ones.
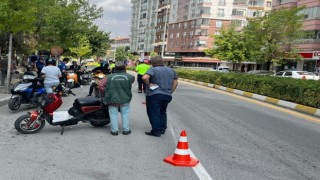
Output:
[142,56,178,137]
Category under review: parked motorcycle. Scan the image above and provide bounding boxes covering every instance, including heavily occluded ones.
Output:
[14,84,110,135]
[66,70,78,88]
[8,72,46,111]
[79,69,92,85]
[92,71,106,97]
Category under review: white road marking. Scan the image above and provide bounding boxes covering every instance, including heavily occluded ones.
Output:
[169,125,213,180]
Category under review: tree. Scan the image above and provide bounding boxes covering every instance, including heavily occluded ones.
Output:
[205,25,250,64]
[34,0,103,51]
[86,25,111,57]
[115,47,127,62]
[69,36,92,62]
[244,7,305,66]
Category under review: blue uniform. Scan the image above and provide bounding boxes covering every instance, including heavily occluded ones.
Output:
[58,61,66,72]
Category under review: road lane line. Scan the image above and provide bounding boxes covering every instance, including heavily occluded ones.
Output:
[180,81,320,124]
[169,125,213,180]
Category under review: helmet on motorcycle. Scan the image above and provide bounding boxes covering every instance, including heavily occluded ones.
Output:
[46,58,56,66]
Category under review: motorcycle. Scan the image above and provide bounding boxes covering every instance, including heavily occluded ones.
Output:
[79,69,92,85]
[14,84,110,135]
[65,70,79,88]
[92,71,106,97]
[8,72,46,111]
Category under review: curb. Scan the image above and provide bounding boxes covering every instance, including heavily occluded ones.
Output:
[179,78,320,118]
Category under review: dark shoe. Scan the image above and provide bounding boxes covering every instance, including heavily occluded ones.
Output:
[161,131,165,134]
[123,130,131,135]
[0,84,3,86]
[145,131,161,137]
[111,131,118,136]
[87,94,92,96]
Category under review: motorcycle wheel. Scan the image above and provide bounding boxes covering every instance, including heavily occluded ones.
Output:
[14,114,45,134]
[8,96,22,111]
[90,121,109,127]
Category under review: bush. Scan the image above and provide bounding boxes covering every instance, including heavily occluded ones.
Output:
[176,69,320,108]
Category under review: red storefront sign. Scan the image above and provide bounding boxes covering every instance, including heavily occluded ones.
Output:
[298,52,313,59]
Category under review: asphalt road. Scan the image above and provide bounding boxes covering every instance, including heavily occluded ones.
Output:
[0,76,320,180]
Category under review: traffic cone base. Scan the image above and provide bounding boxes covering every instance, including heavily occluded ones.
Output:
[164,155,199,167]
[163,130,199,167]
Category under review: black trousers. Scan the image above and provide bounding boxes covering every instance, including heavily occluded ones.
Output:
[137,74,146,92]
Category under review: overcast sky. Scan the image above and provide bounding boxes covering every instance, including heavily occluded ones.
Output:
[89,0,131,39]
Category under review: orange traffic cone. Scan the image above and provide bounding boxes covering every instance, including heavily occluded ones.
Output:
[164,130,199,167]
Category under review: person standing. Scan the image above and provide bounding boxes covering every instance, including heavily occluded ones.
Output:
[142,56,178,137]
[35,55,45,77]
[41,58,62,94]
[135,60,150,93]
[0,55,15,86]
[101,61,135,136]
[58,58,68,84]
[109,60,115,74]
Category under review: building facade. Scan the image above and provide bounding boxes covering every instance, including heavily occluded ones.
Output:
[130,0,159,56]
[165,0,271,69]
[130,0,274,70]
[273,0,320,73]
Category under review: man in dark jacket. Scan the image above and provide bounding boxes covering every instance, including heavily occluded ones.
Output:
[101,61,135,136]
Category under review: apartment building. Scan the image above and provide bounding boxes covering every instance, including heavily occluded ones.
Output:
[130,0,159,56]
[166,0,272,69]
[273,0,320,73]
[130,0,273,69]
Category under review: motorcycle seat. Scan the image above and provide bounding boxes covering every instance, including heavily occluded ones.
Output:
[75,96,101,106]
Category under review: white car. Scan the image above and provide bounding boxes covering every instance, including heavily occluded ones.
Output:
[210,66,230,72]
[275,71,319,80]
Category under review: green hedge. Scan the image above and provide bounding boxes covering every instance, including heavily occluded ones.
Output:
[176,69,320,108]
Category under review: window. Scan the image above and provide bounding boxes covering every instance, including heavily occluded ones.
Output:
[140,13,147,19]
[266,1,272,7]
[216,20,222,28]
[232,9,245,16]
[183,32,187,38]
[171,24,175,29]
[300,6,320,20]
[217,8,224,17]
[184,22,188,28]
[196,18,210,25]
[218,0,226,6]
[199,7,211,15]
[231,19,245,27]
[190,31,194,36]
[176,33,180,38]
[170,33,173,38]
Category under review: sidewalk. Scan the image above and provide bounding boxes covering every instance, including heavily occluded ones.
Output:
[0,73,21,106]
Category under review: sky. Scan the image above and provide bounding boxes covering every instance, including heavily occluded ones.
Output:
[89,0,131,39]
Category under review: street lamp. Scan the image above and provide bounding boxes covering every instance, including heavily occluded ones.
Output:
[158,5,170,58]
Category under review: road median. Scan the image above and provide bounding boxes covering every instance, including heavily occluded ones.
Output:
[179,78,320,118]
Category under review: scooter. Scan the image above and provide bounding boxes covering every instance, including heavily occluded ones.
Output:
[14,84,110,135]
[8,72,46,111]
[92,71,106,97]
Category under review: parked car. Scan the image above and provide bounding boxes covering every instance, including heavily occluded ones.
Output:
[274,70,319,80]
[210,66,230,73]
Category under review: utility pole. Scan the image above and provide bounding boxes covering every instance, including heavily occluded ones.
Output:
[161,5,170,58]
[5,33,13,93]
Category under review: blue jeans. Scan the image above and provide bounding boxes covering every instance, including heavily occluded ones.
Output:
[146,94,172,135]
[108,104,130,132]
[44,82,60,93]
